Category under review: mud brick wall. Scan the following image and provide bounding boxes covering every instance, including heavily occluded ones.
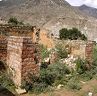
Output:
[56,40,87,59]
[0,24,34,36]
[21,38,39,81]
[56,40,95,62]
[7,36,40,87]
[85,41,95,64]
[0,36,7,62]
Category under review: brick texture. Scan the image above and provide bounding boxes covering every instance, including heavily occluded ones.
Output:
[7,36,40,87]
[0,36,7,62]
[85,41,95,64]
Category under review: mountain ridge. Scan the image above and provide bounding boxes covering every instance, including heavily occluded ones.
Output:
[0,0,97,40]
[77,4,97,19]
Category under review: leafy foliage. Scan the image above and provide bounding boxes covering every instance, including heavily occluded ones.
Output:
[59,27,87,40]
[8,17,24,25]
[39,44,50,60]
[0,71,15,92]
[21,63,71,93]
[75,58,88,74]
[55,43,68,59]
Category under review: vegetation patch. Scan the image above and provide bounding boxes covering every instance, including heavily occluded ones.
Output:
[59,27,87,40]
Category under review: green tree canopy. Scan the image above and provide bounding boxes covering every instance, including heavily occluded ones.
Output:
[8,17,24,25]
[59,27,87,40]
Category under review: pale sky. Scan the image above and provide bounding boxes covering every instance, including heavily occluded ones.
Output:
[65,0,97,8]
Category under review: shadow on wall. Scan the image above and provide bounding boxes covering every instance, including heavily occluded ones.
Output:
[0,61,6,71]
[0,61,15,96]
[0,85,15,96]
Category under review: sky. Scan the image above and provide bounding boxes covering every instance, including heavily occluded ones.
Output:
[65,0,97,8]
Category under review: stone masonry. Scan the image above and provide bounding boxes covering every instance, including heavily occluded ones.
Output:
[85,41,95,64]
[0,36,7,62]
[55,40,95,62]
[7,36,40,87]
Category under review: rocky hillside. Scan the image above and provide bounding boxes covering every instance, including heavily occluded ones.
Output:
[78,5,97,19]
[0,0,97,40]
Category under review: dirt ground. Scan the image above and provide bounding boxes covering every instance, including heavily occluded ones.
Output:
[20,79,97,96]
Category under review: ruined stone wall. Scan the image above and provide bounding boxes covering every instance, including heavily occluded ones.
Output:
[21,38,39,81]
[0,24,36,42]
[0,36,7,62]
[7,36,39,87]
[56,40,95,62]
[0,24,40,44]
[85,41,95,64]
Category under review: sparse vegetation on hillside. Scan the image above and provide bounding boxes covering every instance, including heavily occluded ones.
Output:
[59,28,87,40]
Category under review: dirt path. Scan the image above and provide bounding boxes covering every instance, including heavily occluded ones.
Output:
[21,79,97,96]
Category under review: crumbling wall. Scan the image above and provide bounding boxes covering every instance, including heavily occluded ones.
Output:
[7,36,40,87]
[0,36,7,62]
[85,41,95,64]
[56,40,95,62]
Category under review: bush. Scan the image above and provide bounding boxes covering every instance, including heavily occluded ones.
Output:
[8,17,24,25]
[0,71,15,92]
[75,58,88,74]
[55,43,68,59]
[80,71,93,81]
[48,63,71,78]
[59,27,87,40]
[32,82,48,93]
[40,62,48,69]
[39,44,50,60]
[21,63,71,93]
[8,17,19,25]
[67,81,81,90]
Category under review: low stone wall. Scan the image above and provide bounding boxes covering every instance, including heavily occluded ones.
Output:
[55,40,95,62]
[7,36,40,87]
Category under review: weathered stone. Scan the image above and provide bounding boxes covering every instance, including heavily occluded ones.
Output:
[7,36,40,87]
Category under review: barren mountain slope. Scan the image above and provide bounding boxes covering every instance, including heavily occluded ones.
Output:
[78,5,97,19]
[0,0,97,40]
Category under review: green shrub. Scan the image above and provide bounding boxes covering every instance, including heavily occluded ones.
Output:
[40,69,56,85]
[40,62,48,69]
[8,17,24,25]
[39,44,50,60]
[67,81,81,90]
[80,71,93,81]
[48,63,71,77]
[75,58,88,74]
[8,17,18,25]
[55,43,68,59]
[67,76,81,90]
[21,63,71,93]
[0,71,15,92]
[32,82,48,93]
[59,27,87,40]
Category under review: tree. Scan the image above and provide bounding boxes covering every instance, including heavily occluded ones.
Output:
[59,28,68,40]
[8,17,19,25]
[59,27,87,40]
[8,17,24,25]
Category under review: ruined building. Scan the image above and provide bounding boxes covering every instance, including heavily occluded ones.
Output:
[0,25,41,87]
[0,24,95,87]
